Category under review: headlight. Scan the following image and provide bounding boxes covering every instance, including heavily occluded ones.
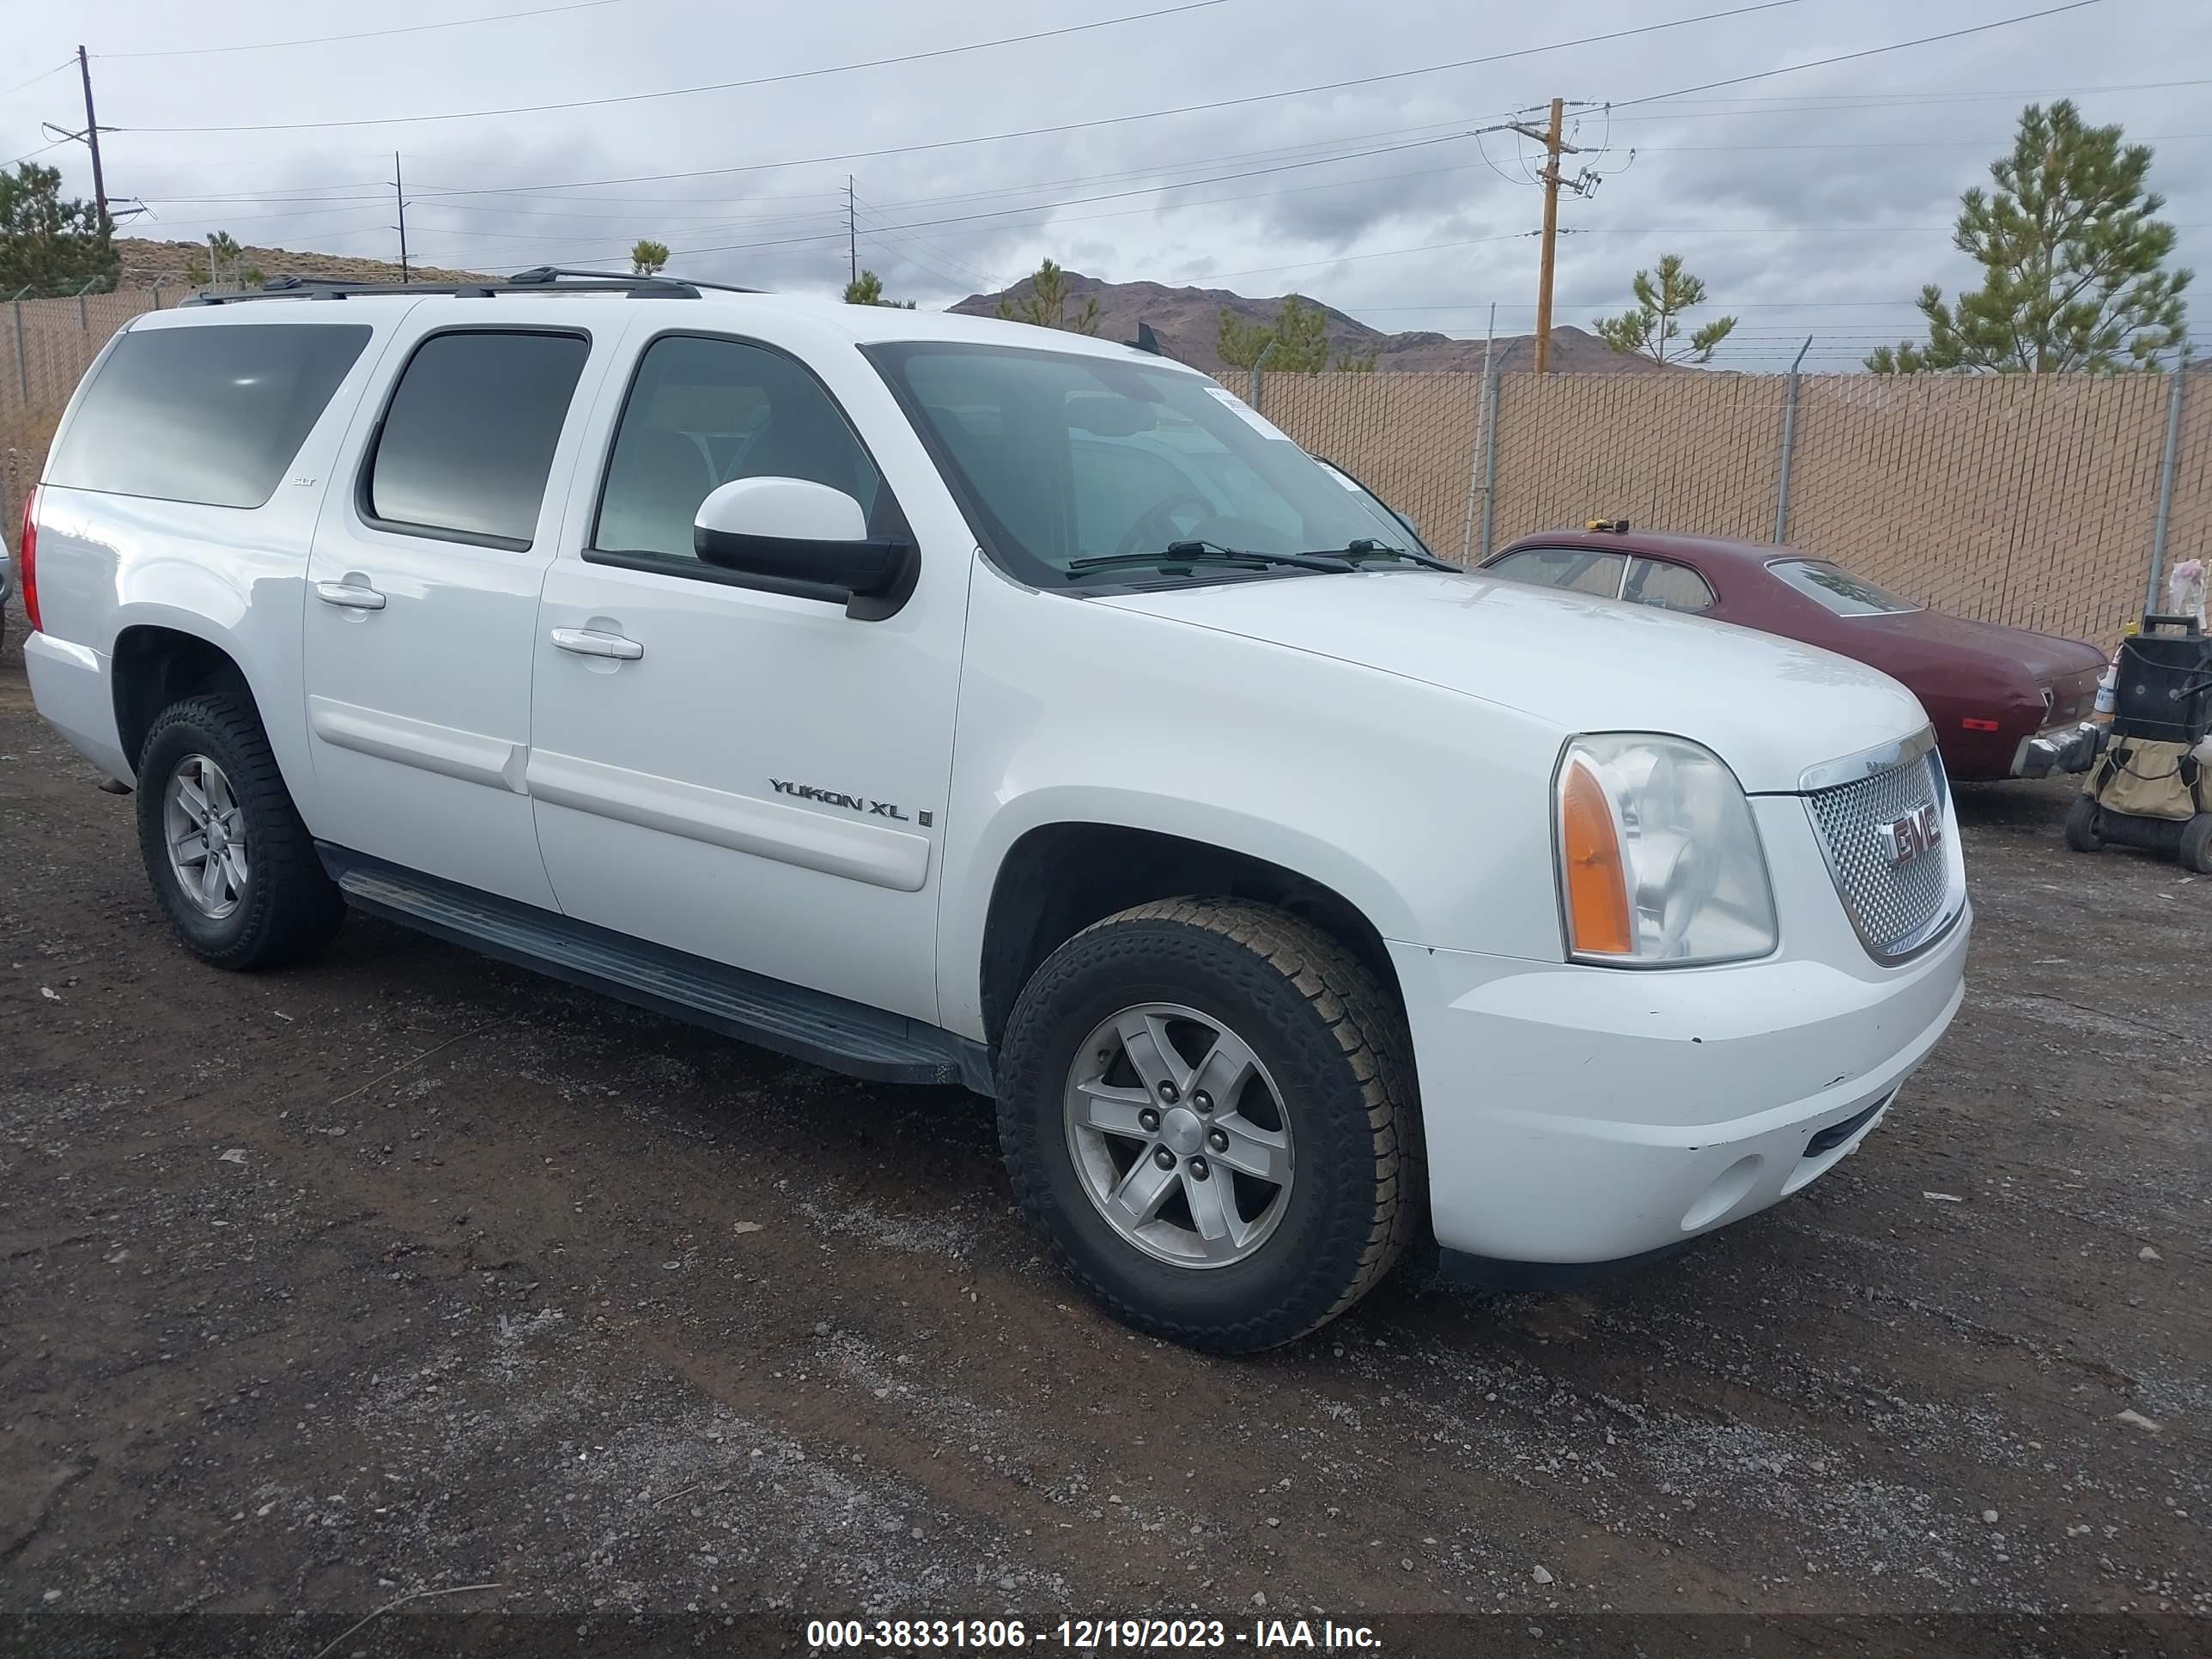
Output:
[1555,733,1778,966]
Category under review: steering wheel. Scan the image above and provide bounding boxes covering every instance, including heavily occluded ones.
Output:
[1115,494,1218,558]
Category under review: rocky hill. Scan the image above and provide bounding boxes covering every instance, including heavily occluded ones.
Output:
[949,269,1667,374]
[117,239,490,290]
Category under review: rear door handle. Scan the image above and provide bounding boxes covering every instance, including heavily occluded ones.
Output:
[550,627,644,661]
[315,580,386,611]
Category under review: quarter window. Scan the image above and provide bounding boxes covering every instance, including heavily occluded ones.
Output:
[594,334,884,566]
[47,323,371,509]
[1622,557,1716,613]
[1488,547,1626,599]
[365,331,589,547]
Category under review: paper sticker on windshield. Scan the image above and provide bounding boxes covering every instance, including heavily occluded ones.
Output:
[1204,384,1297,443]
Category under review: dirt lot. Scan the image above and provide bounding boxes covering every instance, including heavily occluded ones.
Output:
[1,605,2205,1656]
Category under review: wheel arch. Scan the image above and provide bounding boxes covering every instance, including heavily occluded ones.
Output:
[975,818,1409,1053]
[111,619,258,781]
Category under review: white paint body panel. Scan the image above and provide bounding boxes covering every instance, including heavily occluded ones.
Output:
[301,301,626,911]
[696,475,866,543]
[22,287,1972,1269]
[526,307,968,1023]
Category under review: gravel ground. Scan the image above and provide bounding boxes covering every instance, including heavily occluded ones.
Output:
[0,607,2205,1656]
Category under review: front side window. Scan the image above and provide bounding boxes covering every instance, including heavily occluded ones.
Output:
[1770,558,1920,616]
[594,333,884,566]
[1622,556,1716,613]
[1488,547,1626,599]
[47,323,371,509]
[864,342,1412,585]
[365,330,589,547]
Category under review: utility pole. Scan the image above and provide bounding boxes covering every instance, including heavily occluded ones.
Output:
[76,46,109,232]
[46,47,136,238]
[393,152,410,283]
[1507,99,1585,376]
[846,174,857,287]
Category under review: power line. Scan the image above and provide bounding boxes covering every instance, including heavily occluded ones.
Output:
[0,57,76,99]
[119,0,1237,133]
[118,0,1808,144]
[1612,0,2109,112]
[100,0,640,58]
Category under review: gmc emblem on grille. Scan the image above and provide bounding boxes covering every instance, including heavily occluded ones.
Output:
[1878,803,1943,868]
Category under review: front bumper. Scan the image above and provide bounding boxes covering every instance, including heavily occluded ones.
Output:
[1392,794,1971,1265]
[2012,719,2106,779]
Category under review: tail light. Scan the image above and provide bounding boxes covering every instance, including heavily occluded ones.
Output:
[16,484,37,635]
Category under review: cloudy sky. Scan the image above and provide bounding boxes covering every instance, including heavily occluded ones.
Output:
[6,0,2208,368]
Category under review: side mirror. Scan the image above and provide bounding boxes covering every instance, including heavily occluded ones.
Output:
[693,477,918,621]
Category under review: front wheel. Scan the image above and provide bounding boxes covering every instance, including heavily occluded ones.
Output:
[997,898,1419,1353]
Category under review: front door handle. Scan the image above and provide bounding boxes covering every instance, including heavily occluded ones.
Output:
[315,580,386,611]
[550,627,644,661]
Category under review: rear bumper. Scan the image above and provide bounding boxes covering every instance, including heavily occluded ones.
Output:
[23,629,131,780]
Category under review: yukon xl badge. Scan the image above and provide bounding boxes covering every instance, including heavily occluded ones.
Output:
[1878,803,1942,868]
[770,779,929,826]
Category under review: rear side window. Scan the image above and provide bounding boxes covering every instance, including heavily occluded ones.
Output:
[1488,546,1626,599]
[1622,557,1716,613]
[46,323,371,509]
[366,331,590,548]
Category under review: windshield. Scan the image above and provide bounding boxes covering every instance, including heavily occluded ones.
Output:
[865,341,1410,584]
[1769,558,1922,616]
[1313,459,1436,556]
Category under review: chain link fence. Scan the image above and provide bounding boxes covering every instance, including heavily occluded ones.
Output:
[1248,362,2202,646]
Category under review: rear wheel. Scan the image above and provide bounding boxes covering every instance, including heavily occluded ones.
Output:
[136,691,344,969]
[2063,795,2105,854]
[2180,814,2212,874]
[997,898,1419,1353]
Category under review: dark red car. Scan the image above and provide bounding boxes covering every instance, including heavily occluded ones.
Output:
[1479,526,2109,781]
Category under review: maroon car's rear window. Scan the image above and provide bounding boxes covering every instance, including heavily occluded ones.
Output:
[1770,559,1920,617]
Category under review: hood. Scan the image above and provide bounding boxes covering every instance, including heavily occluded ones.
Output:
[1097,569,1929,793]
[1847,608,2107,682]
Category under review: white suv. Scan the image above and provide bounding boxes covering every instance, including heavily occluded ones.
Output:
[21,269,1969,1351]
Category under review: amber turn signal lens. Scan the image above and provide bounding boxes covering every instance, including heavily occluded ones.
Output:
[1560,759,1632,956]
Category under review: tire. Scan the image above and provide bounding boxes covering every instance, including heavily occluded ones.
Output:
[2063,795,2105,854]
[135,690,344,969]
[998,897,1420,1353]
[2181,814,2212,874]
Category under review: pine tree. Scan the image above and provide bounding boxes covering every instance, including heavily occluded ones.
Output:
[1867,101,2191,373]
[630,240,671,276]
[1594,254,1737,365]
[994,258,1100,333]
[0,163,117,296]
[1216,295,1341,374]
[842,269,914,308]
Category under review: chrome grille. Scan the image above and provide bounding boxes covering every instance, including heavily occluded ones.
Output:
[1803,747,1961,961]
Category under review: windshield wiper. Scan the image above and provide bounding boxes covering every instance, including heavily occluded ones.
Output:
[1327,538,1461,572]
[1066,539,1355,578]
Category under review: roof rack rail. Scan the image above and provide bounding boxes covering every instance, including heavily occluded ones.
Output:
[183,265,761,307]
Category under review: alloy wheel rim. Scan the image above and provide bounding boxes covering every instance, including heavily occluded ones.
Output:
[164,754,249,921]
[1062,1002,1295,1269]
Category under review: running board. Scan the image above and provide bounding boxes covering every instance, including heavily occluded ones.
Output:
[319,846,991,1093]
